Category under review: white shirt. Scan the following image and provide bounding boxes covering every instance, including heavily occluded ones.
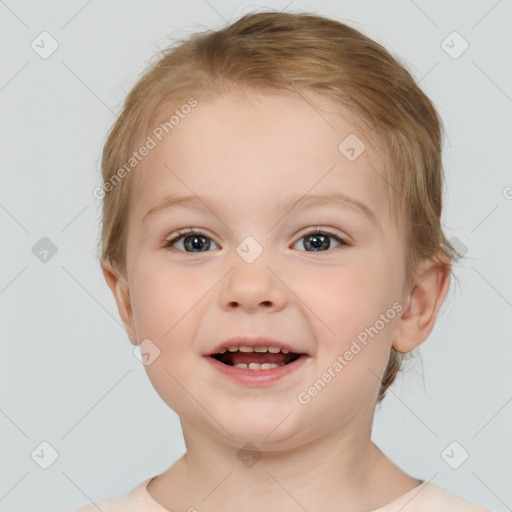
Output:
[74,477,492,511]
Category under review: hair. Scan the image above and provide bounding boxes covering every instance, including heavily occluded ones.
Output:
[97,10,461,403]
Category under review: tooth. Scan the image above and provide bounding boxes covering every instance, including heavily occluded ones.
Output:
[254,346,268,353]
[260,363,279,369]
[228,346,239,352]
[219,348,227,353]
[268,347,280,353]
[248,362,261,370]
[234,363,248,369]
[281,349,289,354]
[239,346,254,352]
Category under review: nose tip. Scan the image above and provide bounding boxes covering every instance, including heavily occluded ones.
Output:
[219,259,287,313]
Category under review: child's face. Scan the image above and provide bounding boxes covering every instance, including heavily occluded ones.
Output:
[114,91,411,448]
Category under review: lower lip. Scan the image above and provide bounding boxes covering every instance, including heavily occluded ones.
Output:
[204,355,309,385]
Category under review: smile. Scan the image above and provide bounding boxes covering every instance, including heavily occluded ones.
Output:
[210,347,302,370]
[205,350,309,385]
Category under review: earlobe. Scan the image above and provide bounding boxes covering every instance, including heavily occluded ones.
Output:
[392,258,451,353]
[101,259,138,345]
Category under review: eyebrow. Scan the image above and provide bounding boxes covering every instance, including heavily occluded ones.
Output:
[280,192,377,225]
[142,192,378,225]
[142,194,215,223]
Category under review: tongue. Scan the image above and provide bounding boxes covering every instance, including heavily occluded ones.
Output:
[220,351,295,366]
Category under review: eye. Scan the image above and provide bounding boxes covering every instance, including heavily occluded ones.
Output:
[164,229,219,253]
[163,227,349,253]
[292,228,348,252]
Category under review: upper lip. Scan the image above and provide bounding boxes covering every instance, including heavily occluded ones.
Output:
[204,336,308,356]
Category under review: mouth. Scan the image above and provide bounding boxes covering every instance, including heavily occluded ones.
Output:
[209,347,304,370]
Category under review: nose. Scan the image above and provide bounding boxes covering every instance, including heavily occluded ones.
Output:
[219,257,287,313]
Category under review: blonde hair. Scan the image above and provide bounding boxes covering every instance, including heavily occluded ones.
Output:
[97,10,460,403]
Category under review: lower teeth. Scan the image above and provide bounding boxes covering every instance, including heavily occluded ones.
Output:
[233,362,286,370]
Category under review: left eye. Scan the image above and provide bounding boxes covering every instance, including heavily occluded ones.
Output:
[164,230,219,253]
[292,230,347,252]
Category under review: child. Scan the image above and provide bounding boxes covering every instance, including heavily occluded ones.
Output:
[77,10,491,512]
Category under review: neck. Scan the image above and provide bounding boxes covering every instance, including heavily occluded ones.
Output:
[147,422,421,512]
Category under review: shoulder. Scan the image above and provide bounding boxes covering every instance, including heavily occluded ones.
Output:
[73,477,163,512]
[416,482,491,511]
[74,496,124,512]
[378,481,492,512]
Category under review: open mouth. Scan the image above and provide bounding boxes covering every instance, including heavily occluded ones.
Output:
[209,349,303,370]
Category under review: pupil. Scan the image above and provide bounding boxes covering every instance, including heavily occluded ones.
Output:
[306,234,329,251]
[185,235,209,252]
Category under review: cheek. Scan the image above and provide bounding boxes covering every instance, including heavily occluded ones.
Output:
[130,263,208,413]
[295,262,400,411]
[130,259,203,337]
[305,256,391,317]
[298,253,400,358]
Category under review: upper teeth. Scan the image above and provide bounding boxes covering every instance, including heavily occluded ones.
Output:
[221,346,290,354]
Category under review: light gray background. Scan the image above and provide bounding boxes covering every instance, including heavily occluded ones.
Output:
[1,1,511,511]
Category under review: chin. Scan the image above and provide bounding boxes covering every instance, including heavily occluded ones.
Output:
[217,417,308,450]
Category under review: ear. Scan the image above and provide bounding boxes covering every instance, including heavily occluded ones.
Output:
[393,257,451,353]
[101,259,138,345]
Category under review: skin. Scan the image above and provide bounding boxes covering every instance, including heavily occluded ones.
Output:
[102,90,450,512]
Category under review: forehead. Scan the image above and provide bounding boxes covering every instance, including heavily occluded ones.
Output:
[129,91,390,223]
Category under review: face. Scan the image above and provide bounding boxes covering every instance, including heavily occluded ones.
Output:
[116,91,409,449]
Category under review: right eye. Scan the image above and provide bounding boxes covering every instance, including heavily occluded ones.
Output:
[163,229,220,253]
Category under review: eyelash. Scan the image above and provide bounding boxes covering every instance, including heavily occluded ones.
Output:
[163,227,349,252]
